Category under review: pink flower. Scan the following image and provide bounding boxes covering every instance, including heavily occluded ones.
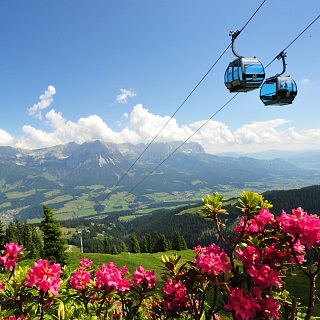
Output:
[278,208,320,249]
[235,209,274,235]
[113,302,123,318]
[133,265,156,288]
[70,268,92,290]
[224,287,260,320]
[0,242,24,271]
[162,279,188,313]
[95,262,130,292]
[234,218,258,235]
[263,238,305,266]
[254,208,274,229]
[0,280,4,291]
[247,264,282,289]
[261,296,280,320]
[194,243,231,276]
[79,257,93,269]
[25,259,61,296]
[237,246,260,268]
[4,317,21,320]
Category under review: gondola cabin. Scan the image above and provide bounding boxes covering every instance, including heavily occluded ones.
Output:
[260,76,297,106]
[224,57,265,93]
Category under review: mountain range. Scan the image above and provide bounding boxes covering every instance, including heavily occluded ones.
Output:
[0,140,319,221]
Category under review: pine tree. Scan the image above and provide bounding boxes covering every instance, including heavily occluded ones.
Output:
[31,226,44,258]
[14,220,24,244]
[130,233,140,253]
[40,205,67,265]
[110,245,118,255]
[120,240,128,253]
[5,221,17,243]
[172,231,188,251]
[103,237,110,254]
[0,220,6,248]
[141,233,153,253]
[154,233,169,252]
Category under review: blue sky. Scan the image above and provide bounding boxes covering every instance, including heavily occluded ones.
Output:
[0,0,319,153]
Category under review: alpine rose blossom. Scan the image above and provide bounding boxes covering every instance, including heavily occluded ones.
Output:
[25,259,61,295]
[224,287,260,320]
[0,242,24,271]
[95,262,130,292]
[70,268,92,290]
[162,279,188,313]
[133,265,156,288]
[194,243,231,276]
[261,296,280,320]
[79,257,93,269]
[234,218,258,235]
[247,264,282,289]
[278,207,320,249]
[254,208,274,229]
[237,246,260,268]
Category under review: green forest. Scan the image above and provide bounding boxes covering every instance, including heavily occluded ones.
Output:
[1,185,320,259]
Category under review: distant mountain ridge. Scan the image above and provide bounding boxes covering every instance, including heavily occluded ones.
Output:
[0,140,319,221]
[217,149,320,171]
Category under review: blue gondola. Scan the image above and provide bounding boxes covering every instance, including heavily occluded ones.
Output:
[224,30,265,93]
[260,52,297,106]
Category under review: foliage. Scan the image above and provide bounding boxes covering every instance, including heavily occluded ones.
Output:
[0,191,320,319]
[40,205,67,265]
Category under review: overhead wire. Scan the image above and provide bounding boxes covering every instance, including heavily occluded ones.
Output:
[265,13,320,69]
[98,0,268,210]
[124,93,240,195]
[110,9,320,209]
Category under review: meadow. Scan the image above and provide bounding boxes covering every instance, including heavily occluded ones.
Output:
[18,249,320,317]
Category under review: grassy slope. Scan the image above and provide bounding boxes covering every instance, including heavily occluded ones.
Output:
[18,250,320,317]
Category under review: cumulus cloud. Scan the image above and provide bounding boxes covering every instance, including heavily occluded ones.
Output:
[28,85,56,119]
[2,98,320,153]
[116,88,136,104]
[0,129,16,146]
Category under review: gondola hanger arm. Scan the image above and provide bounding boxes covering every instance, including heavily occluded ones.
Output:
[275,51,287,76]
[229,30,243,58]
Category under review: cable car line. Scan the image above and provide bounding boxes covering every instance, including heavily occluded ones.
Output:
[260,14,319,106]
[237,0,267,34]
[264,13,320,69]
[111,93,239,207]
[109,42,231,191]
[109,11,320,209]
[95,1,268,211]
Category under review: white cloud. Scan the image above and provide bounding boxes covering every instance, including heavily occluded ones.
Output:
[28,85,56,119]
[0,129,16,146]
[116,88,136,104]
[301,78,310,84]
[2,100,320,153]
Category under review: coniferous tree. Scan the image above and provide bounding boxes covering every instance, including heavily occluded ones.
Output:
[172,231,188,251]
[130,233,140,253]
[120,240,128,253]
[110,245,118,255]
[0,220,6,248]
[5,221,17,243]
[40,205,67,265]
[103,237,110,254]
[31,226,44,258]
[21,222,33,256]
[154,233,169,252]
[141,233,153,253]
[14,220,24,244]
